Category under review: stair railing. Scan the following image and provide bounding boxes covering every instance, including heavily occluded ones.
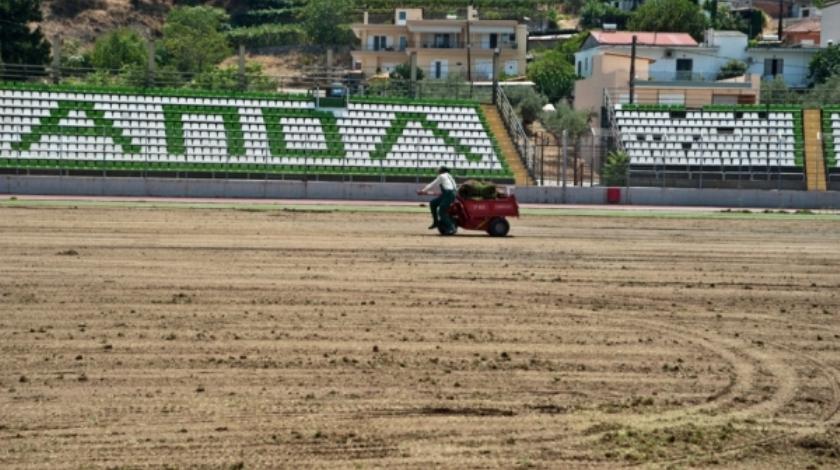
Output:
[495,85,536,182]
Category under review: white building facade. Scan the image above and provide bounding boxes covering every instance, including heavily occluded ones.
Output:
[822,1,840,46]
[575,30,819,89]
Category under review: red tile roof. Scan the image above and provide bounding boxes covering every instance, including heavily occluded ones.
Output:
[590,31,698,47]
[785,18,820,33]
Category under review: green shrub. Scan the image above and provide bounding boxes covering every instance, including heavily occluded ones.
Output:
[390,63,424,81]
[527,50,576,103]
[717,60,747,80]
[91,29,148,72]
[161,6,231,73]
[603,150,629,186]
[518,91,547,125]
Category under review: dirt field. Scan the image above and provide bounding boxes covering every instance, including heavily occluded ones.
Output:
[2,203,840,469]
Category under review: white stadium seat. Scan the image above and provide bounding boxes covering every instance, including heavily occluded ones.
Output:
[0,87,510,178]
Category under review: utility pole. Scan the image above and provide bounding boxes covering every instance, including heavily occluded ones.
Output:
[238,45,247,91]
[629,35,637,104]
[410,52,418,98]
[466,13,472,82]
[491,48,500,104]
[561,129,568,189]
[777,0,784,40]
[326,47,334,81]
[51,34,62,84]
[146,35,156,88]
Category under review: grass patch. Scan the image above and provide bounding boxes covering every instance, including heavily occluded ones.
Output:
[795,431,840,458]
[596,423,773,464]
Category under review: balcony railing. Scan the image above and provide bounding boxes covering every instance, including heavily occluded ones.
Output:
[643,71,752,84]
[417,41,467,49]
[356,42,518,52]
[357,45,409,52]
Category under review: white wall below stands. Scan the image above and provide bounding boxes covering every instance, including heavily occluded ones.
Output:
[3,176,840,209]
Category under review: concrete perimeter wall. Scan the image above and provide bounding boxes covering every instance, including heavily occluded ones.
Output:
[3,175,840,209]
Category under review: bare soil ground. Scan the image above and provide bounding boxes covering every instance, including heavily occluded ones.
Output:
[1,205,840,468]
[42,1,171,46]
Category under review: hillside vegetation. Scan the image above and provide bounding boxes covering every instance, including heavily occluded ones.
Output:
[39,0,562,48]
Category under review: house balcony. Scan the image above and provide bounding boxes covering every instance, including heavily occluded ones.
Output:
[356,45,411,53]
[640,71,755,88]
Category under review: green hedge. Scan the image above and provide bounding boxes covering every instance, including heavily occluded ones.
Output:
[702,104,803,112]
[0,81,313,102]
[350,95,483,108]
[226,24,305,49]
[0,158,511,181]
[618,104,685,112]
[824,107,840,169]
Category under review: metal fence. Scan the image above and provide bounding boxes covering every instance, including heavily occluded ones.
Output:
[530,133,606,187]
[623,159,808,190]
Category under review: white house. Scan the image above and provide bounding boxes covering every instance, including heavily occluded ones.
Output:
[746,46,819,87]
[822,1,840,47]
[575,29,819,89]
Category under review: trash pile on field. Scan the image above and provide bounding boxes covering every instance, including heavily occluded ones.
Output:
[458,180,500,200]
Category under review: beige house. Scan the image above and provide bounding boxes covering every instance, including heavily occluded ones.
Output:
[350,7,528,81]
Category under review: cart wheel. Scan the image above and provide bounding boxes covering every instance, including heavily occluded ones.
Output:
[486,217,510,237]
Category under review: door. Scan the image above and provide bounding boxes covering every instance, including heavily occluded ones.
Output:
[504,60,518,76]
[372,36,387,51]
[433,60,449,79]
[434,34,450,48]
[489,33,498,49]
[475,60,492,80]
[764,58,784,77]
[676,58,693,80]
[399,36,407,51]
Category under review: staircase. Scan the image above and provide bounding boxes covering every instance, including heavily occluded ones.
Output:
[482,104,534,186]
[803,109,827,191]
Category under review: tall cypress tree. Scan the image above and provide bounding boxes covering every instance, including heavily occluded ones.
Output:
[0,0,51,67]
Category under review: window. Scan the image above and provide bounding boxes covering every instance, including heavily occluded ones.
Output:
[399,36,407,51]
[676,58,693,80]
[397,11,407,25]
[434,34,451,48]
[504,60,518,76]
[399,11,407,20]
[489,33,498,49]
[577,61,582,76]
[764,58,784,77]
[372,36,387,51]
